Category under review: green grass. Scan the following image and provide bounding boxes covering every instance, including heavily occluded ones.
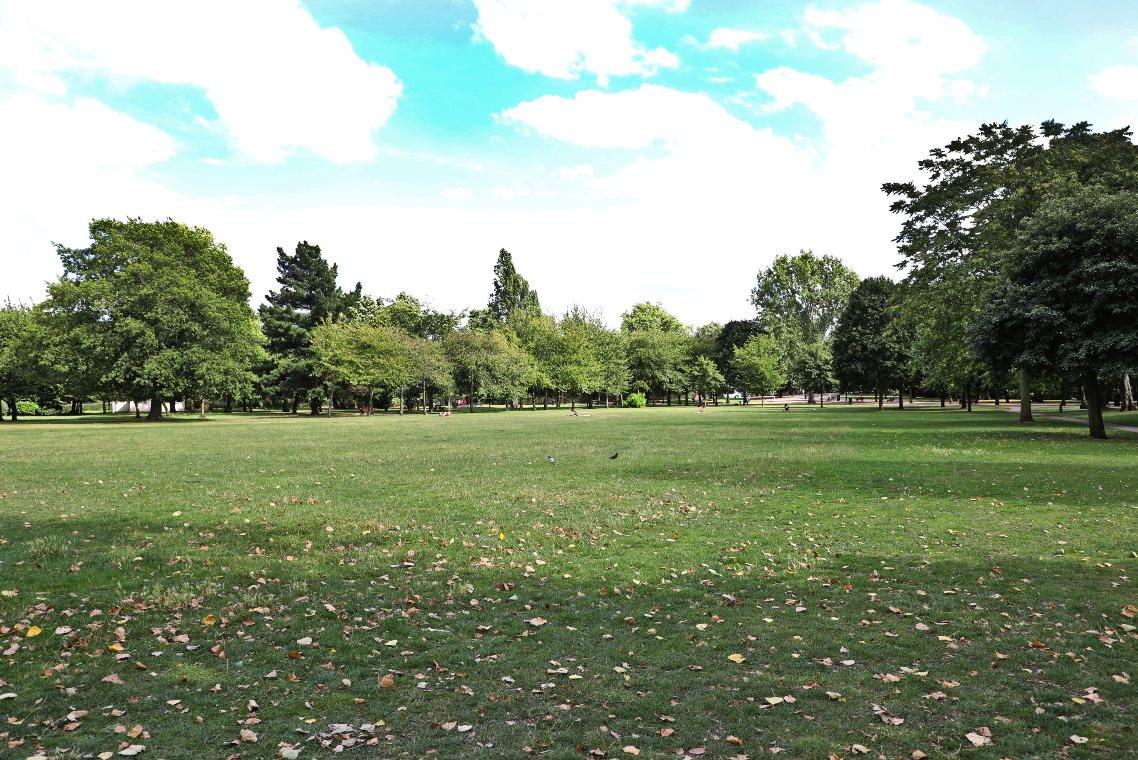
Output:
[1,406,1135,759]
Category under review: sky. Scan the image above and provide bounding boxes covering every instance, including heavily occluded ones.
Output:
[2,0,1137,326]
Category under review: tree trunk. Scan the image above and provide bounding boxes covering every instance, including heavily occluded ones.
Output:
[877,385,883,410]
[199,399,207,418]
[146,396,163,421]
[965,382,973,412]
[399,389,404,415]
[7,397,15,421]
[940,393,946,408]
[1084,370,1108,439]
[1018,367,1034,423]
[1123,373,1136,412]
[327,387,334,418]
[898,387,904,409]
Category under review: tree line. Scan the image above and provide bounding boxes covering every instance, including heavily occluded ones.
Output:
[2,120,1136,436]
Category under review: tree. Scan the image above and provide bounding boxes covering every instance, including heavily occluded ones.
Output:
[621,302,686,334]
[730,334,786,405]
[688,356,725,404]
[715,319,763,401]
[594,328,630,406]
[311,320,412,414]
[486,248,540,324]
[259,241,354,414]
[445,328,534,411]
[884,121,1138,422]
[981,184,1138,438]
[555,309,604,410]
[791,342,835,405]
[403,335,454,414]
[832,277,910,407]
[624,330,690,404]
[46,218,264,420]
[0,304,49,420]
[750,252,859,349]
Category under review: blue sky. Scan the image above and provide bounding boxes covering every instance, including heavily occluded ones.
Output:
[2,0,1136,325]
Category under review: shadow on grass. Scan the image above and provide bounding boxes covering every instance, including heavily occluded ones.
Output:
[2,511,1134,759]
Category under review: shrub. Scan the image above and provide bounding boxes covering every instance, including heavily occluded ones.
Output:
[624,392,647,408]
[16,400,41,416]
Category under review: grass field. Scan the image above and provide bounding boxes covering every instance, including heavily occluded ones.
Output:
[1,407,1136,759]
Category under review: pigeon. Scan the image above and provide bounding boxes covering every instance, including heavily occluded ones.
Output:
[546,456,556,463]
[609,453,619,460]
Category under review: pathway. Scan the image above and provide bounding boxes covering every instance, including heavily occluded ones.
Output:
[989,403,1138,434]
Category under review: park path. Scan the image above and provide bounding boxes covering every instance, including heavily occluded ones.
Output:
[991,404,1138,434]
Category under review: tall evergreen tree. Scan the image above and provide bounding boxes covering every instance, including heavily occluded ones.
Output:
[486,248,540,324]
[259,242,353,414]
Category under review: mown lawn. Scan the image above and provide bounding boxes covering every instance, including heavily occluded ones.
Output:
[1,406,1135,759]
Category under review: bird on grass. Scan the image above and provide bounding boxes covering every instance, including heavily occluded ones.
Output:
[546,456,556,463]
[609,452,619,460]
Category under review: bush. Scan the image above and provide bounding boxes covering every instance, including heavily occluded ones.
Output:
[624,392,647,408]
[16,400,41,416]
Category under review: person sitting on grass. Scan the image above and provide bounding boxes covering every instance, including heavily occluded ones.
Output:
[783,403,791,412]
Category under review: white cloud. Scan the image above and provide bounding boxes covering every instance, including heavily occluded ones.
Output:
[801,0,986,76]
[1090,65,1138,101]
[705,28,769,52]
[0,0,1002,328]
[471,0,682,85]
[755,0,987,181]
[490,1,992,320]
[0,0,401,163]
[442,187,475,202]
[0,95,188,303]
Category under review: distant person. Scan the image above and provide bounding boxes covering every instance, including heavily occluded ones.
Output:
[783,403,791,412]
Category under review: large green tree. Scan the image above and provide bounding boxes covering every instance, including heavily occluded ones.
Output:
[621,303,690,404]
[621,302,686,334]
[750,251,859,349]
[979,184,1138,438]
[46,219,264,420]
[0,304,50,420]
[730,334,785,405]
[445,328,534,411]
[831,277,910,407]
[714,319,763,400]
[884,121,1138,421]
[259,241,356,414]
[311,320,412,415]
[485,248,541,324]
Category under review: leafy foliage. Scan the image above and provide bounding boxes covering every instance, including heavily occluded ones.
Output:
[45,219,265,419]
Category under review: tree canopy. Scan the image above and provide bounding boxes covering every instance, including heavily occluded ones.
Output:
[45,218,265,420]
